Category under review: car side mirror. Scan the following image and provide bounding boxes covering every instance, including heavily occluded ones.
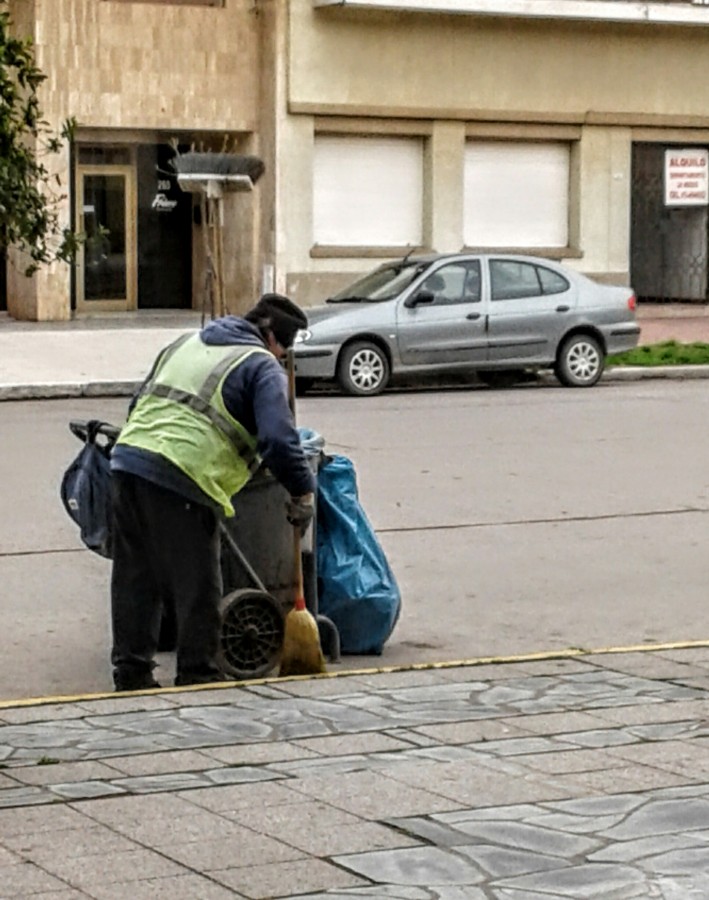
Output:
[406,289,435,308]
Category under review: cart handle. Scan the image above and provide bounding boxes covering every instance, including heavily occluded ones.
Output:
[69,420,121,448]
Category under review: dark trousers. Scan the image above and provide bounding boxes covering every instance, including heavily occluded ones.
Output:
[110,471,224,687]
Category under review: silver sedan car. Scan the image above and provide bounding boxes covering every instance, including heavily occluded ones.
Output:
[294,253,640,396]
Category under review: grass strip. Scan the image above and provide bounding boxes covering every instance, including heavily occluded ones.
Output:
[608,340,709,367]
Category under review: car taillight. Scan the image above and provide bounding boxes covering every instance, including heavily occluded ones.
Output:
[627,294,637,312]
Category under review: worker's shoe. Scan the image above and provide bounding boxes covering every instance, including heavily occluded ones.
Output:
[113,672,161,692]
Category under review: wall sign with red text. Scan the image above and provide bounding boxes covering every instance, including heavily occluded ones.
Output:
[664,149,708,206]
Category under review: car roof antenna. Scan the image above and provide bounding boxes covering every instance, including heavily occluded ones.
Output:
[400,245,418,265]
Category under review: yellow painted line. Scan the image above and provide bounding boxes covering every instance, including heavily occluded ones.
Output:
[1,638,708,711]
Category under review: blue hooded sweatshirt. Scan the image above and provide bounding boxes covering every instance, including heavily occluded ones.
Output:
[111,317,316,508]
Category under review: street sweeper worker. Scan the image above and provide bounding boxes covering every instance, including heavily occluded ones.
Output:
[108,294,316,692]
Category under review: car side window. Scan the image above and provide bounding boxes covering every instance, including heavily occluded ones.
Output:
[537,266,570,295]
[490,260,542,301]
[420,261,481,305]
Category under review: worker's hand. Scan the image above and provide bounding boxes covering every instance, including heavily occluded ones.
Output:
[286,493,314,535]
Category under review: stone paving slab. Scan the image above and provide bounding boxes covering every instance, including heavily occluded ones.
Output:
[1,658,709,896]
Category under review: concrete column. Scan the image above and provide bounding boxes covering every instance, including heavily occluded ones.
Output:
[577,125,632,282]
[6,140,72,321]
[424,121,465,253]
[277,114,315,294]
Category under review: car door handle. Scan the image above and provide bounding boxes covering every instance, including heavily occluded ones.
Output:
[556,305,570,313]
[466,312,481,320]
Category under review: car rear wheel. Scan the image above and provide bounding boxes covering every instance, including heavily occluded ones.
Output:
[337,341,390,396]
[555,334,604,387]
[478,370,524,389]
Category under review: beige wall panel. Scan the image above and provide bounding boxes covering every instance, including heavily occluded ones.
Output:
[572,126,632,280]
[33,0,258,133]
[9,0,36,38]
[6,250,37,321]
[8,255,71,321]
[278,114,315,290]
[290,7,709,123]
[606,129,632,278]
[5,134,72,321]
[255,0,284,290]
[222,191,260,316]
[426,121,465,252]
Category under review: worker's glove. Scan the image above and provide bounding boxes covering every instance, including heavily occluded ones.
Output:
[286,494,314,535]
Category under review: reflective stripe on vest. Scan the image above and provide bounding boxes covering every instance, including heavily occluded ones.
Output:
[118,334,272,514]
[145,383,260,476]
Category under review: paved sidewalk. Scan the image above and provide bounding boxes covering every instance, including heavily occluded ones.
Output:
[1,647,709,897]
[0,311,202,400]
[1,306,709,400]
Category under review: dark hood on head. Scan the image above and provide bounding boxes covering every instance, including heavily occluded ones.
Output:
[200,316,266,347]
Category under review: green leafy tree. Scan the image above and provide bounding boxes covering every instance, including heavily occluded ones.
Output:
[0,5,79,275]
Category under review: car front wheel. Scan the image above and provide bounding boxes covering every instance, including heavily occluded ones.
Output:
[337,341,390,396]
[555,334,604,387]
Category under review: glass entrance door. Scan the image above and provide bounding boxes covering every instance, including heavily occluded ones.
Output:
[76,166,136,311]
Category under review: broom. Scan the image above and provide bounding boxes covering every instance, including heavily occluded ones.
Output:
[171,151,266,191]
[172,151,266,319]
[278,350,326,677]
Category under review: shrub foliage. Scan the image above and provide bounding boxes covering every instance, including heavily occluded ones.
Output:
[0,5,79,275]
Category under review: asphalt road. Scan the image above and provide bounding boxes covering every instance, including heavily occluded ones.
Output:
[1,379,708,701]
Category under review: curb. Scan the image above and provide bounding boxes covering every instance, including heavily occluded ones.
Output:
[1,367,709,401]
[3,636,709,710]
[604,365,709,381]
[0,380,140,401]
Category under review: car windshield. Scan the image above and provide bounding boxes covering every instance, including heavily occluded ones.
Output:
[328,260,429,303]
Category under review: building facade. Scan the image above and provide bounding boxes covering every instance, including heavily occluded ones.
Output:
[7,0,709,320]
[7,0,267,320]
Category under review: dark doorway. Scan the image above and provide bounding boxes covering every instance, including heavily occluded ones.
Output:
[631,143,708,303]
[136,144,193,309]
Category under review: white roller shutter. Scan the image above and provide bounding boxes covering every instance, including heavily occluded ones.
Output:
[464,141,570,248]
[313,135,423,247]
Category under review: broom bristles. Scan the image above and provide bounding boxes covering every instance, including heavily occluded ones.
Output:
[172,152,265,184]
[279,606,326,677]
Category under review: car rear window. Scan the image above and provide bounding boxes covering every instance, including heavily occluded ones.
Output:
[491,260,570,300]
[491,261,541,300]
[537,266,569,295]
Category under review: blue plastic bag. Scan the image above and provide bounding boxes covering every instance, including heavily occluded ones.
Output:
[298,427,325,459]
[316,454,401,654]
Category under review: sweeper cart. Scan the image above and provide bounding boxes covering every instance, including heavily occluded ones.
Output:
[218,460,339,679]
[62,419,339,680]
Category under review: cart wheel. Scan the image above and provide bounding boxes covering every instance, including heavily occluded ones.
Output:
[218,588,285,680]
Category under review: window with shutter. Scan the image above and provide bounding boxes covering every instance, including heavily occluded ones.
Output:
[464,141,570,249]
[313,135,423,248]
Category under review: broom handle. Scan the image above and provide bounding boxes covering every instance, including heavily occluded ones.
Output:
[199,194,211,325]
[293,528,305,601]
[215,197,226,317]
[286,347,296,417]
[287,349,306,603]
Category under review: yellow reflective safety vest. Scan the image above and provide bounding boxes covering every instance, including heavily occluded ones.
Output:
[116,333,272,516]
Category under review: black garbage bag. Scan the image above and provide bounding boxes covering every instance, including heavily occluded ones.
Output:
[60,420,118,559]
